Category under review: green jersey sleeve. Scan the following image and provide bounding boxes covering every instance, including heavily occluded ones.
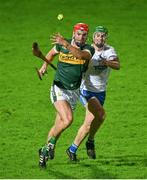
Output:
[55,43,62,52]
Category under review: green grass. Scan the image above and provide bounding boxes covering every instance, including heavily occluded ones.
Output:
[0,0,147,178]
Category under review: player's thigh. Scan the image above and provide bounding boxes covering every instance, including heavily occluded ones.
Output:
[83,98,103,124]
[87,97,105,118]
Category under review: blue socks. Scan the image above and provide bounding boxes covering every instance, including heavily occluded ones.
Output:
[69,143,78,153]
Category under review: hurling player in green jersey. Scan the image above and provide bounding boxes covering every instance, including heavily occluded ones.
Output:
[34,23,94,168]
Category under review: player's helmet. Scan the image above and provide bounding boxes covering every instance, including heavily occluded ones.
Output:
[73,23,89,32]
[94,26,108,34]
[93,26,108,39]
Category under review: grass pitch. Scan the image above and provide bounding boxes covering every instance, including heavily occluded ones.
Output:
[0,0,147,178]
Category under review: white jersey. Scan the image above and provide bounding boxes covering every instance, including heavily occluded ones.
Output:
[80,44,118,92]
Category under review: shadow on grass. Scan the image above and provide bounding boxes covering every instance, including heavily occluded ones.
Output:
[80,162,116,179]
[95,154,147,167]
[45,161,115,179]
[45,154,146,179]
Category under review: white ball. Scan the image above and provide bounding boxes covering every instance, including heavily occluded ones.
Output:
[57,14,64,21]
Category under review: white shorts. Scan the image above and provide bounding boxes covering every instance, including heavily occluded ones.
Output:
[50,84,80,110]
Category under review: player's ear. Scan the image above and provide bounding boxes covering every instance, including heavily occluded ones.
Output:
[106,34,109,39]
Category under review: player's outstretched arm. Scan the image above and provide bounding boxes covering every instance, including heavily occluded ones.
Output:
[51,34,92,61]
[32,42,57,70]
[100,58,120,70]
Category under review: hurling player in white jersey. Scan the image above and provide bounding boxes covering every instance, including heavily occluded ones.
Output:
[66,26,120,161]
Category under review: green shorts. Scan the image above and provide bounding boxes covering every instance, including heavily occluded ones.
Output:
[50,84,80,110]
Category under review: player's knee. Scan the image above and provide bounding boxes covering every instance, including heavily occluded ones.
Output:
[83,121,91,133]
[86,112,95,122]
[63,115,73,128]
[93,108,105,122]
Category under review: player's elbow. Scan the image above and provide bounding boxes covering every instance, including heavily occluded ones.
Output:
[77,53,91,61]
[116,59,120,70]
[77,50,91,60]
[113,61,120,70]
[116,64,120,70]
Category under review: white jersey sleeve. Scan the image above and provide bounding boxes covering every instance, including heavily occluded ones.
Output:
[80,45,118,93]
[103,46,117,60]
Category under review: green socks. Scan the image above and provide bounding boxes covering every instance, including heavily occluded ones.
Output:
[48,137,56,145]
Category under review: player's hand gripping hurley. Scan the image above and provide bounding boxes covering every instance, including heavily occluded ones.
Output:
[32,42,57,80]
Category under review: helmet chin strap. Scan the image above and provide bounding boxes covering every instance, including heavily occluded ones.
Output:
[73,37,83,47]
[75,41,83,47]
[96,43,104,48]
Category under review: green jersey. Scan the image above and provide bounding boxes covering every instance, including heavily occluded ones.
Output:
[53,39,95,90]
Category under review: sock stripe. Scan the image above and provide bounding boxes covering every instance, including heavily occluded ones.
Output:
[69,143,78,153]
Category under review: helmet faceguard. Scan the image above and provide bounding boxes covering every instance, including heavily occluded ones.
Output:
[72,23,89,47]
[93,26,108,48]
